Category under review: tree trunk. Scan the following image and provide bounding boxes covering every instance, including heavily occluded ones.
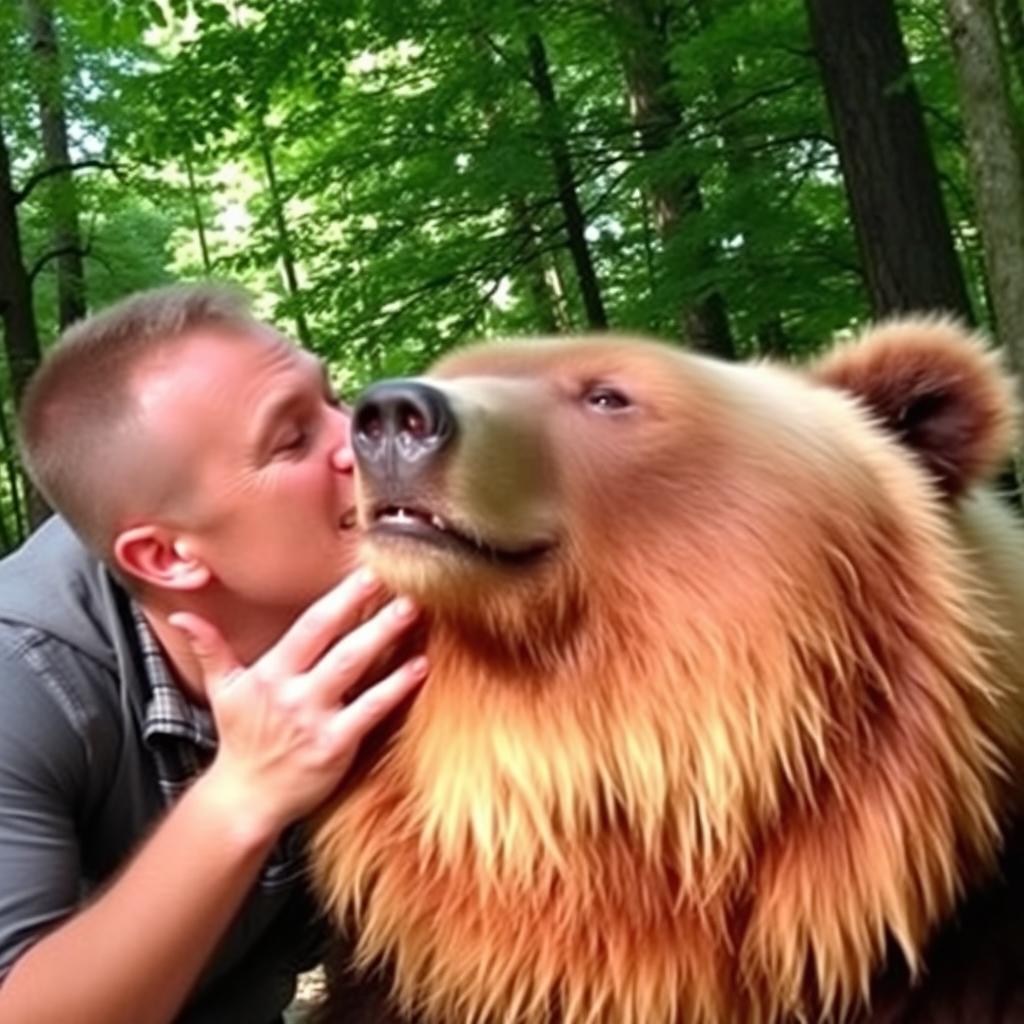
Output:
[613,0,734,357]
[184,149,213,276]
[805,0,973,320]
[946,0,1024,382]
[24,0,87,329]
[510,196,566,333]
[468,29,568,335]
[523,29,608,329]
[0,396,25,549]
[0,111,50,530]
[257,130,312,347]
[0,127,44,403]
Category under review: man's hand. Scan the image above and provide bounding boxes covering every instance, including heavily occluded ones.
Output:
[169,568,427,843]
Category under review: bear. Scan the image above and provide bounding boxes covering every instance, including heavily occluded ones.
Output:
[309,319,1024,1024]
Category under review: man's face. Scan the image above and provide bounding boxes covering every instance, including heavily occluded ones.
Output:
[132,326,357,615]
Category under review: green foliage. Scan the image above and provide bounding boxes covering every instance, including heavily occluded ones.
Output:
[0,0,1002,550]
[115,0,953,378]
[22,0,984,367]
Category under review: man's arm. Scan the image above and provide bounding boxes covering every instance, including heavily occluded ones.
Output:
[0,571,426,1024]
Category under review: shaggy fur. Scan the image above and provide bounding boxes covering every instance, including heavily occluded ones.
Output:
[310,320,1024,1024]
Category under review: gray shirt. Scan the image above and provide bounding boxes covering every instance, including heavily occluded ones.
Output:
[0,517,324,1023]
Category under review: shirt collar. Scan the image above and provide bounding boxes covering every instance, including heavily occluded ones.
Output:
[132,605,216,752]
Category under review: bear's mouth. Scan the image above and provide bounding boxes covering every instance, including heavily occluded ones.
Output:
[369,503,553,566]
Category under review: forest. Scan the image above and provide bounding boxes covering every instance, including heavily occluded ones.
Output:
[0,0,1022,550]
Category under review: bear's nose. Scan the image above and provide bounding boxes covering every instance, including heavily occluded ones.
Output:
[352,379,457,479]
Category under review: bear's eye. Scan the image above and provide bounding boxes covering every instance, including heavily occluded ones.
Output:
[583,384,632,412]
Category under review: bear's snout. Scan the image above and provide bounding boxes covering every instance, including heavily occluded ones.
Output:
[352,378,457,485]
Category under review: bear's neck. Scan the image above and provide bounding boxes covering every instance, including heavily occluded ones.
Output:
[311,614,1003,1024]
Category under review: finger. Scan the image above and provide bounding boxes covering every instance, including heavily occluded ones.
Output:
[308,596,421,705]
[167,612,242,696]
[326,655,429,749]
[262,567,386,678]
[349,623,429,704]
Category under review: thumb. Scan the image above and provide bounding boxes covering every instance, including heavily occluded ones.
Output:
[167,611,243,696]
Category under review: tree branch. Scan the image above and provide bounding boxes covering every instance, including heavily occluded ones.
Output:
[15,158,118,205]
[28,243,91,284]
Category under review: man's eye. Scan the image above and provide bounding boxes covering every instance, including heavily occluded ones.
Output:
[274,428,309,454]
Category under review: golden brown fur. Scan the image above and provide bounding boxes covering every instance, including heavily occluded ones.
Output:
[311,321,1024,1023]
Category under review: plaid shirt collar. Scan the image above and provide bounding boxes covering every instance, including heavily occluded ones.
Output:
[134,605,216,804]
[132,605,305,889]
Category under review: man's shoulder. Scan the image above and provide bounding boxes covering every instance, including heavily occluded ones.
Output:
[0,517,147,740]
[0,517,126,666]
[0,515,98,599]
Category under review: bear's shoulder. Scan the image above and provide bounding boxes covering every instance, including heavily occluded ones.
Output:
[866,816,1024,1023]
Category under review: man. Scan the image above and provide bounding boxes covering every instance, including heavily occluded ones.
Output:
[0,284,426,1023]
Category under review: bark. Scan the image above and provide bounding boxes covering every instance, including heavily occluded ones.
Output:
[614,0,734,357]
[0,111,49,530]
[24,0,86,329]
[805,0,973,320]
[257,131,312,347]
[524,29,609,329]
[946,0,1024,382]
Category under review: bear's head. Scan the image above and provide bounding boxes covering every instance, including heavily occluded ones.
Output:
[312,320,1024,1024]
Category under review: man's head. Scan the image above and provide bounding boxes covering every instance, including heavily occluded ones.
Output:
[20,284,358,623]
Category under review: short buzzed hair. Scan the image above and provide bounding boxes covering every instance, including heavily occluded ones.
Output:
[19,282,262,560]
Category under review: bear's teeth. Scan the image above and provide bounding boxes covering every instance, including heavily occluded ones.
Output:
[378,506,448,532]
[379,507,418,523]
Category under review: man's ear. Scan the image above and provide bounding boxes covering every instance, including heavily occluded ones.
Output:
[112,525,211,591]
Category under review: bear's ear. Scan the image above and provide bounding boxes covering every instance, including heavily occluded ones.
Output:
[810,318,1018,499]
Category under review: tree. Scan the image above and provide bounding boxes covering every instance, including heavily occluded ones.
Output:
[804,0,973,319]
[945,0,1024,383]
[612,0,734,356]
[522,24,608,329]
[24,0,88,329]
[0,108,46,529]
[256,128,311,347]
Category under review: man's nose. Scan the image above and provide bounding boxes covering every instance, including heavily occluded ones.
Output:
[329,405,355,473]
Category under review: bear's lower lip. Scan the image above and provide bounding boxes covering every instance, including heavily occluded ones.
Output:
[369,507,552,566]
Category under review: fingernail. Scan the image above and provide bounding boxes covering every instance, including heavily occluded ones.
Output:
[409,656,429,678]
[356,567,378,589]
[393,597,418,620]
